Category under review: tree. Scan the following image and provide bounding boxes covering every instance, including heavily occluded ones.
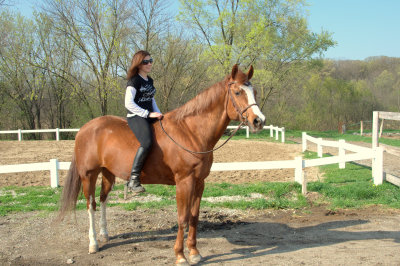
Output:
[41,0,134,116]
[151,31,210,112]
[32,12,78,128]
[178,0,334,110]
[0,12,46,133]
[131,0,172,51]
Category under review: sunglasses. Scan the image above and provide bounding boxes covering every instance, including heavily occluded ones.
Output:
[142,58,153,65]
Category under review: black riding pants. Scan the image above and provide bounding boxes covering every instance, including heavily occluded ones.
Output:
[127,115,155,152]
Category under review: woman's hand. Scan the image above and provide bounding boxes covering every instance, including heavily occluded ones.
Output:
[149,112,163,120]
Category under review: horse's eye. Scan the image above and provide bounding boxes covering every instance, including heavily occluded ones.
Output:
[235,90,241,96]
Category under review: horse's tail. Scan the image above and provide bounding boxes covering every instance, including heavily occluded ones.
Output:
[55,155,81,223]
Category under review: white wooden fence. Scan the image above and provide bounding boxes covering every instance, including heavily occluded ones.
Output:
[226,125,285,142]
[0,128,79,141]
[0,125,285,142]
[0,132,384,194]
[301,132,384,185]
[372,111,400,186]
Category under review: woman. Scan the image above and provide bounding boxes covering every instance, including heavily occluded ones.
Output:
[125,50,163,193]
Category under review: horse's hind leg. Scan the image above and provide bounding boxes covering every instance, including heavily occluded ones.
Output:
[81,170,101,254]
[99,168,115,242]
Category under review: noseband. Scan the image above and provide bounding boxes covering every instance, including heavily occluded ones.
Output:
[159,81,259,155]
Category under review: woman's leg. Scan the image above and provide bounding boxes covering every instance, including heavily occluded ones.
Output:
[126,116,153,193]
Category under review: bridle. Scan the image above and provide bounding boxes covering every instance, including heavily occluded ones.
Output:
[227,81,258,124]
[159,81,259,155]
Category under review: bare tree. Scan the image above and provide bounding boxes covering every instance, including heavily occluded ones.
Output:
[41,0,134,116]
[151,30,210,111]
[131,0,172,52]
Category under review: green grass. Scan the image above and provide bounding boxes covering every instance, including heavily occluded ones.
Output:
[304,151,400,209]
[0,181,308,216]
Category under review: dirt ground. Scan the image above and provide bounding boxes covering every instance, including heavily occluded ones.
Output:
[1,139,400,265]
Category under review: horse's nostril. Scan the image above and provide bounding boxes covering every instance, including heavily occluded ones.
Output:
[253,118,262,127]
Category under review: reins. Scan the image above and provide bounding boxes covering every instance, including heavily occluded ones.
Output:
[159,119,246,155]
[159,81,257,155]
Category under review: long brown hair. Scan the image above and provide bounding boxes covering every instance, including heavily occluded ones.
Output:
[126,50,151,80]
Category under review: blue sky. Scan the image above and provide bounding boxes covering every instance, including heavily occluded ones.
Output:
[10,0,400,61]
[307,0,400,60]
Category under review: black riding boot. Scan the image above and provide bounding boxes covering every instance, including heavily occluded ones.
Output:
[126,147,148,193]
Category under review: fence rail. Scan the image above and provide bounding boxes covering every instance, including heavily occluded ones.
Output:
[302,132,385,187]
[0,132,385,194]
[0,125,285,142]
[0,128,80,141]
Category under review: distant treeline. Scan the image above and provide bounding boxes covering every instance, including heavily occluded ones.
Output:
[269,56,400,131]
[0,1,398,136]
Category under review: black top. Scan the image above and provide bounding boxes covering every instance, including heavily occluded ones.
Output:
[126,74,156,114]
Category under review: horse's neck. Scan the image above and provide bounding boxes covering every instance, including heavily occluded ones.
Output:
[182,93,230,150]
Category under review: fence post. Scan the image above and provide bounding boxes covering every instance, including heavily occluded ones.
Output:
[18,129,22,141]
[294,156,303,184]
[270,125,273,137]
[379,119,384,138]
[360,121,363,136]
[50,159,60,188]
[281,128,285,143]
[302,132,307,152]
[56,128,60,141]
[317,138,323,157]
[246,126,249,138]
[372,111,379,149]
[372,147,384,185]
[302,171,307,195]
[339,139,345,169]
[275,127,279,140]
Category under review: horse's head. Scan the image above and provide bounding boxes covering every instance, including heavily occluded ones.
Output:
[226,64,266,132]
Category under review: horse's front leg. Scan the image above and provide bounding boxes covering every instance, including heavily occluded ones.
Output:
[187,180,204,265]
[174,176,195,265]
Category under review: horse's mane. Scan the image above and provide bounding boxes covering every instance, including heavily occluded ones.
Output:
[170,77,229,121]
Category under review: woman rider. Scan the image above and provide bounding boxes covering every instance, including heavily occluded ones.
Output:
[125,50,163,193]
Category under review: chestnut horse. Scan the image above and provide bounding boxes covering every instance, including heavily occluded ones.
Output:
[58,64,265,265]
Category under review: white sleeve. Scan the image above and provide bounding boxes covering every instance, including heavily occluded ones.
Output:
[152,98,161,113]
[125,86,149,118]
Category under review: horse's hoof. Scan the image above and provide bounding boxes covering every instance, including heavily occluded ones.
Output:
[99,234,109,242]
[189,254,202,264]
[176,258,190,266]
[88,244,99,254]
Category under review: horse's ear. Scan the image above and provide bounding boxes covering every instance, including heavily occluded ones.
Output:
[247,65,254,80]
[231,64,239,80]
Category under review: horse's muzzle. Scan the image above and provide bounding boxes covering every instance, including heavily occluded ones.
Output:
[251,117,265,132]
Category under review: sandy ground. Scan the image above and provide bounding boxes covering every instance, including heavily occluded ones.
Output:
[1,139,400,265]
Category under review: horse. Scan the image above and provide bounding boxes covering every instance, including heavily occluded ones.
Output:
[57,64,266,265]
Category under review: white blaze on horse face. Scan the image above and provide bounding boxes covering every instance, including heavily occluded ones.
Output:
[241,85,266,123]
